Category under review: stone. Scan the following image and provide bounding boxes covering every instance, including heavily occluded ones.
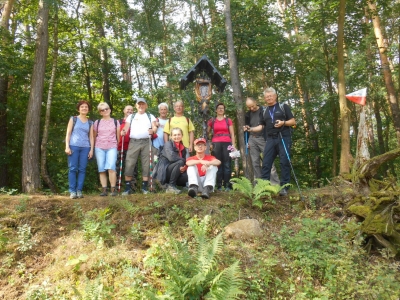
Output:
[224,219,263,239]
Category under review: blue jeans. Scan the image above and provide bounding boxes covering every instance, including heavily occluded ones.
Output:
[261,134,292,186]
[68,146,90,192]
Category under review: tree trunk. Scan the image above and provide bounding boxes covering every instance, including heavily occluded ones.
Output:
[97,23,111,104]
[224,0,248,177]
[22,0,49,193]
[368,1,400,146]
[338,0,351,174]
[41,8,58,193]
[322,44,339,177]
[75,0,92,102]
[0,0,15,188]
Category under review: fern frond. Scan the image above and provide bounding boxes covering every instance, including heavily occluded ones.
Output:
[113,199,141,215]
[253,179,281,197]
[230,177,253,199]
[205,261,245,300]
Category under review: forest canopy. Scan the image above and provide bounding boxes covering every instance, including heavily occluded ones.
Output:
[0,0,400,192]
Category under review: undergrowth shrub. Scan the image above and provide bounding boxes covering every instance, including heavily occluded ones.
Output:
[17,224,36,253]
[81,208,115,247]
[275,217,400,299]
[142,215,244,299]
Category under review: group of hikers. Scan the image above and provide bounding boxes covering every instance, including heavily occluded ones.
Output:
[65,87,296,200]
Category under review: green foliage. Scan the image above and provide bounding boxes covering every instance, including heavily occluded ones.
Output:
[0,187,18,195]
[81,208,115,246]
[0,227,8,251]
[17,224,36,253]
[275,217,400,298]
[231,177,283,208]
[142,215,244,299]
[129,223,142,242]
[66,254,89,273]
[72,277,104,300]
[113,198,140,215]
[15,195,29,212]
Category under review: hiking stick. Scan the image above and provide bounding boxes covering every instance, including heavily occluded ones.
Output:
[279,132,304,201]
[149,132,153,192]
[118,135,125,193]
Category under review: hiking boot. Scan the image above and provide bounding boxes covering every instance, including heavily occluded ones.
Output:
[76,191,83,198]
[217,186,223,192]
[70,192,77,199]
[279,187,288,196]
[100,187,108,196]
[201,185,213,199]
[225,187,231,192]
[110,187,118,196]
[166,184,181,195]
[188,184,198,198]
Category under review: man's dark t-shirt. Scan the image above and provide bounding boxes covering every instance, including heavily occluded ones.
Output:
[261,102,294,137]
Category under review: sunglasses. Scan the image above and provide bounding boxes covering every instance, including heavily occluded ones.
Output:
[100,108,109,112]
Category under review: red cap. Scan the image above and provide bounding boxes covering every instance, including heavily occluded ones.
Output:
[194,138,207,145]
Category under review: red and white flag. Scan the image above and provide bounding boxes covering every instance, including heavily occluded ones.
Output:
[345,88,367,106]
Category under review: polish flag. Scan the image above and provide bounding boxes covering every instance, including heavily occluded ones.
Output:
[346,88,367,106]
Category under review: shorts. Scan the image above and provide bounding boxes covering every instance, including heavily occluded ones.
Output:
[95,147,118,172]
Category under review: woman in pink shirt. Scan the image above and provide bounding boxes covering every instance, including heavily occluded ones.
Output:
[207,103,236,191]
[94,102,120,196]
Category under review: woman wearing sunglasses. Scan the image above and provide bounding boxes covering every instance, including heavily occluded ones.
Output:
[94,102,120,196]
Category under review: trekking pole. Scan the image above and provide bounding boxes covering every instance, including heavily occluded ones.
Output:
[244,131,249,178]
[279,132,304,201]
[118,135,124,193]
[149,131,153,192]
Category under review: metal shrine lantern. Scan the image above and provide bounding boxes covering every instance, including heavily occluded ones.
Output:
[180,55,227,139]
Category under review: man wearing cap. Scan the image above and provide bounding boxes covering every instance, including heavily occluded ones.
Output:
[163,100,195,157]
[121,98,157,194]
[186,138,221,199]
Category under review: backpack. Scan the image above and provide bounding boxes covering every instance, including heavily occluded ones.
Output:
[262,103,286,120]
[211,117,230,137]
[71,116,93,132]
[95,118,118,141]
[168,116,189,128]
[129,112,157,140]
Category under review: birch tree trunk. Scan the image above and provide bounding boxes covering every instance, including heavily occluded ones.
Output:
[0,0,15,187]
[368,1,400,146]
[224,0,251,178]
[41,9,58,193]
[22,0,49,193]
[338,0,351,174]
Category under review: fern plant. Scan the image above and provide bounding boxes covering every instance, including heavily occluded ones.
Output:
[231,177,287,208]
[81,208,115,246]
[142,215,244,300]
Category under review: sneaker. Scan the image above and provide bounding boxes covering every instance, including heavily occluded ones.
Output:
[188,184,198,198]
[100,188,108,196]
[141,189,149,194]
[279,188,288,196]
[122,190,133,195]
[76,191,83,198]
[166,185,181,195]
[225,187,231,192]
[217,186,223,192]
[201,185,212,199]
[70,192,77,199]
